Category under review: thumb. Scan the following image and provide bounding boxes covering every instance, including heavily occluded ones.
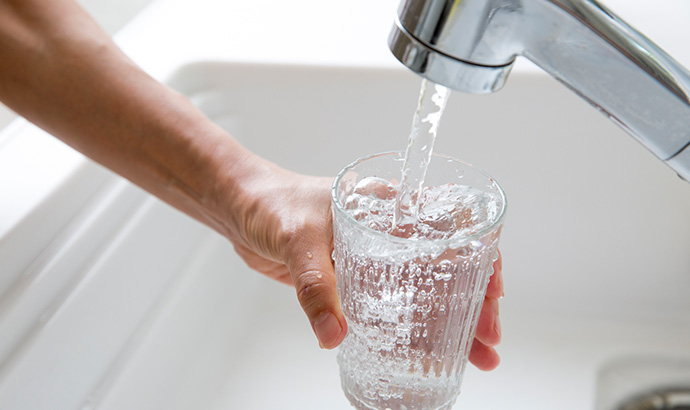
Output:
[287,246,348,349]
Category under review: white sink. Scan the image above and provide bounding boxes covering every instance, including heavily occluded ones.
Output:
[158,62,690,409]
[1,59,689,410]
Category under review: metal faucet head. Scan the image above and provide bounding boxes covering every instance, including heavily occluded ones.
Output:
[388,0,516,94]
[388,22,514,94]
[388,0,690,181]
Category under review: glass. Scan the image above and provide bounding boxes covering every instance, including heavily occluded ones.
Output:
[331,151,506,410]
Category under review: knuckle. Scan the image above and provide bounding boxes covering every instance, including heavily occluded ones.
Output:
[294,270,328,309]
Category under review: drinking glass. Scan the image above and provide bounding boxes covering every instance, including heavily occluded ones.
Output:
[331,151,506,410]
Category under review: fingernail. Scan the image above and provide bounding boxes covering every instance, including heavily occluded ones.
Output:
[313,312,342,349]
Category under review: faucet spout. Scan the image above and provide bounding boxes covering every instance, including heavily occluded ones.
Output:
[389,0,690,181]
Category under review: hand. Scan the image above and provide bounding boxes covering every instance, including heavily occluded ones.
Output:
[216,155,504,371]
[214,155,348,350]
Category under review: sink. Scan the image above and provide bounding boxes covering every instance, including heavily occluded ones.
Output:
[160,62,690,409]
[596,356,690,410]
[0,60,688,410]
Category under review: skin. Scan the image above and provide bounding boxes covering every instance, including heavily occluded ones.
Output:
[0,0,504,370]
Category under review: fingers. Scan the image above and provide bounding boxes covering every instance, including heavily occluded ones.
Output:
[468,338,501,371]
[475,250,502,350]
[474,297,501,347]
[287,245,348,350]
[471,249,503,371]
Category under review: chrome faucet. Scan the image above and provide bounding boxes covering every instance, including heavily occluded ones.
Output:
[389,0,690,181]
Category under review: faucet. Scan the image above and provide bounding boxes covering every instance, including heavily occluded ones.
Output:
[388,0,690,181]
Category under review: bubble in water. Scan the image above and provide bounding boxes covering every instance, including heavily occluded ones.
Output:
[353,176,397,200]
[342,179,499,242]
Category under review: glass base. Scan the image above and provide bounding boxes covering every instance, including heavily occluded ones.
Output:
[341,376,459,410]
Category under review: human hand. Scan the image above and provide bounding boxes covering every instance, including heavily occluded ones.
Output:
[217,155,503,368]
[214,156,348,349]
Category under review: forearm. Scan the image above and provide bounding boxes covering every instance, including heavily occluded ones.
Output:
[0,0,251,234]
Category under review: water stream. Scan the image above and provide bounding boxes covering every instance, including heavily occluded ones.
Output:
[393,79,451,236]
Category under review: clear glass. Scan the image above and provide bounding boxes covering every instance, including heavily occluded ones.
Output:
[331,152,506,410]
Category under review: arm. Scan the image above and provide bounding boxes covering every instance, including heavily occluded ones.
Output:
[0,0,249,232]
[0,0,348,349]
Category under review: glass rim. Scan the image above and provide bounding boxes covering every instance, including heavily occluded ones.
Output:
[331,151,507,246]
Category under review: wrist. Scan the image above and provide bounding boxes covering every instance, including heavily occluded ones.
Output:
[207,143,284,233]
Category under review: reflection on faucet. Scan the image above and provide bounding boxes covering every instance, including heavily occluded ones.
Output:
[389,0,690,181]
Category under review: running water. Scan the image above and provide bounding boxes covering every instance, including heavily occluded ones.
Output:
[342,78,501,241]
[393,79,451,236]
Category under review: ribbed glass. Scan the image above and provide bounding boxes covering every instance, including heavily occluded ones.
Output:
[332,152,505,410]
